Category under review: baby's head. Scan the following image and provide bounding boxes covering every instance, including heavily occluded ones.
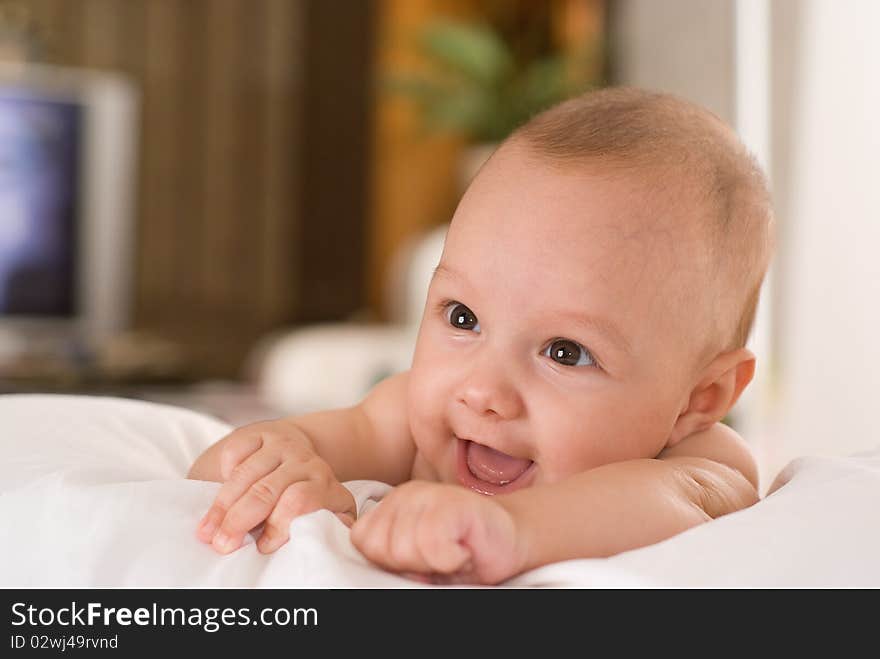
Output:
[407,87,775,494]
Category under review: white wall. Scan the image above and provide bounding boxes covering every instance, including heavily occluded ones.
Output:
[609,0,735,123]
[769,0,880,481]
[611,0,880,488]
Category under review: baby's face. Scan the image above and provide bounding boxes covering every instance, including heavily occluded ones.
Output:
[407,142,712,494]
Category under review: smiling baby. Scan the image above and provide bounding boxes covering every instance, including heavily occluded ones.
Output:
[188,87,775,584]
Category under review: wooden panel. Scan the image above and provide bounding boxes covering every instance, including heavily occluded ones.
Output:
[200,0,248,314]
[15,0,375,378]
[296,1,374,323]
[78,0,124,68]
[259,0,303,323]
[139,0,182,322]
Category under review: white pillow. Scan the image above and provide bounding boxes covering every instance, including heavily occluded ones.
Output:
[1,394,878,587]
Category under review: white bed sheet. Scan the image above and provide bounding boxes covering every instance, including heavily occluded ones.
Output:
[0,394,878,587]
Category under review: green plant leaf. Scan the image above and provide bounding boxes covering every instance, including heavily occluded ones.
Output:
[382,75,450,105]
[419,20,514,87]
[424,87,494,133]
[510,56,570,119]
[382,17,602,143]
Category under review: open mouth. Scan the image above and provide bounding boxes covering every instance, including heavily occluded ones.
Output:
[455,438,536,495]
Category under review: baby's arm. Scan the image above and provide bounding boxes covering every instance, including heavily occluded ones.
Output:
[188,371,413,484]
[352,422,759,583]
[658,421,759,494]
[497,425,759,571]
[188,371,414,553]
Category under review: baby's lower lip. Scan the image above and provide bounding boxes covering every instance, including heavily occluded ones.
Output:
[454,438,536,495]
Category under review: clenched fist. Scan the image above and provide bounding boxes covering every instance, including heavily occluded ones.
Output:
[350,481,526,585]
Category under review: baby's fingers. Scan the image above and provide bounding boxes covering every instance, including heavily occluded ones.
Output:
[350,502,398,568]
[196,446,282,544]
[218,431,265,481]
[209,465,329,554]
[257,480,357,554]
[351,487,473,577]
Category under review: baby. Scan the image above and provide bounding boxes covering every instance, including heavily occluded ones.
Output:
[188,87,774,584]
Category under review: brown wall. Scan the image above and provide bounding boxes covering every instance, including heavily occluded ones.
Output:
[20,0,373,378]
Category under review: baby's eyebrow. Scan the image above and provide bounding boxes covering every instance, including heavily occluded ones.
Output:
[431,263,457,282]
[557,311,632,356]
[431,263,474,291]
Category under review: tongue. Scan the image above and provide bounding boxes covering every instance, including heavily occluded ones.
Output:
[466,442,532,485]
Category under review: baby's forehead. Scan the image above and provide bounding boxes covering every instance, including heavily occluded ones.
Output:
[501,139,706,210]
[454,164,716,313]
[464,149,709,252]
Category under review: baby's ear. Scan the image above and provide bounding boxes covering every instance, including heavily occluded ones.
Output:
[666,348,756,447]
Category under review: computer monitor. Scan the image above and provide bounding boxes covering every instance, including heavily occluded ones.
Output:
[0,62,138,363]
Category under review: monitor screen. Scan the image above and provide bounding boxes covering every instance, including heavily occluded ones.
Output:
[0,88,81,318]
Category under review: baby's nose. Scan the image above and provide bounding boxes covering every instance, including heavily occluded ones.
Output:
[455,366,524,420]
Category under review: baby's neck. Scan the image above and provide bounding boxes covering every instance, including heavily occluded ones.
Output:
[410,451,441,482]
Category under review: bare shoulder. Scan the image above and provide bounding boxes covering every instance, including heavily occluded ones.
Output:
[658,422,759,491]
[657,424,759,519]
[361,370,410,416]
[357,370,415,457]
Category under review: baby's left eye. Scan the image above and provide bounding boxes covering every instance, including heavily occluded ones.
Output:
[542,339,595,367]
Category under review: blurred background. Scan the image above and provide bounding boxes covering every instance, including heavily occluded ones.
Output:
[0,0,876,491]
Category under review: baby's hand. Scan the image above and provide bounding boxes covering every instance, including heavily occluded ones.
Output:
[350,481,524,585]
[195,420,356,554]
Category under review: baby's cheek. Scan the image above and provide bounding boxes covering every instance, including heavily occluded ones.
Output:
[407,369,453,462]
[409,351,454,407]
[539,415,624,478]
[407,371,441,431]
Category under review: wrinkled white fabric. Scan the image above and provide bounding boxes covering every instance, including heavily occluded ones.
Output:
[0,394,877,587]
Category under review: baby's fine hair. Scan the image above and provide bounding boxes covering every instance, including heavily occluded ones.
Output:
[509,86,775,352]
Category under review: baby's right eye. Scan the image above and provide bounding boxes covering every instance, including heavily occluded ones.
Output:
[446,302,481,332]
